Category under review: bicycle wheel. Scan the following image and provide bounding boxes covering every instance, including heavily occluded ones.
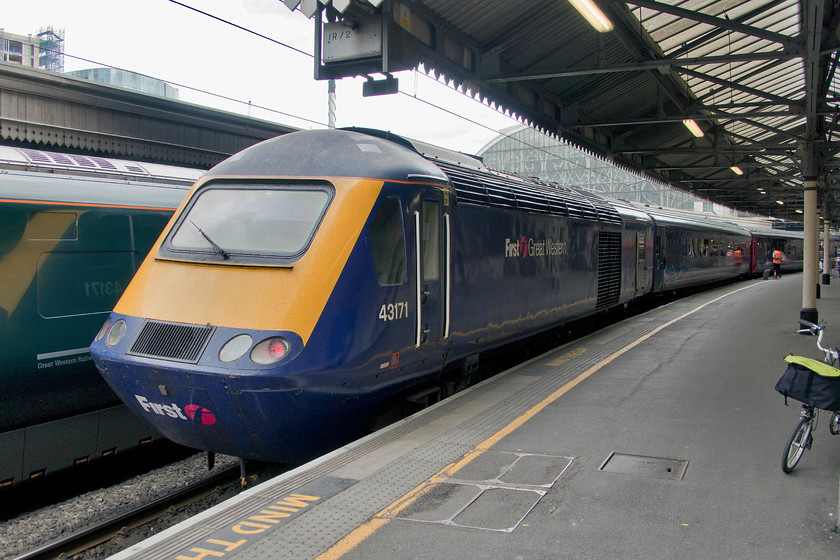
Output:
[830,412,840,435]
[782,417,813,473]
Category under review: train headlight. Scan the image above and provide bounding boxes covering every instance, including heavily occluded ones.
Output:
[95,318,111,342]
[219,334,253,363]
[105,320,127,347]
[250,337,290,365]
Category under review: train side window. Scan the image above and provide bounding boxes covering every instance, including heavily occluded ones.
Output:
[369,196,406,286]
[422,200,440,281]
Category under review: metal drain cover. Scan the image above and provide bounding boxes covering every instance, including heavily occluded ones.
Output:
[599,452,688,480]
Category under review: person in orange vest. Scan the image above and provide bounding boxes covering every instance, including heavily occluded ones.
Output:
[772,249,783,279]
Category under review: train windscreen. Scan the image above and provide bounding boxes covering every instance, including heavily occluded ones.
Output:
[162,183,333,264]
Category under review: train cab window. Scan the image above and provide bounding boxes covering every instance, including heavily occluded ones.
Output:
[162,184,332,264]
[369,196,406,286]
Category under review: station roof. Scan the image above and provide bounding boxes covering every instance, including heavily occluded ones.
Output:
[288,0,840,223]
[0,63,297,169]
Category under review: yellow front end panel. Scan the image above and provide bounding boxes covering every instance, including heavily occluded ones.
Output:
[115,178,383,344]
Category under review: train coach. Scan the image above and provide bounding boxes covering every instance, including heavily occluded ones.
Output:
[746,225,804,276]
[90,128,759,465]
[643,207,751,291]
[0,146,200,486]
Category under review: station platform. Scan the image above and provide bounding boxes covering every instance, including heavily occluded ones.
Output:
[110,275,840,560]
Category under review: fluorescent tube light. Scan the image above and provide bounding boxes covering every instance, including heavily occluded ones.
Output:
[683,119,704,138]
[730,166,743,175]
[776,200,784,205]
[568,0,614,32]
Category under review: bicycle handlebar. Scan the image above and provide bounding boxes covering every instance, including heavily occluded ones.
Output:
[796,319,839,364]
[798,319,823,332]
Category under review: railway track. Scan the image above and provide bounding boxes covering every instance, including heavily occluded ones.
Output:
[12,464,243,560]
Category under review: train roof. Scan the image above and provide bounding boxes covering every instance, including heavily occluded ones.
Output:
[611,201,654,224]
[208,128,450,183]
[341,127,488,172]
[208,128,624,225]
[0,145,203,185]
[719,220,805,239]
[636,205,751,236]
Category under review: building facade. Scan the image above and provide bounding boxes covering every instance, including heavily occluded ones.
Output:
[66,68,180,99]
[0,27,64,71]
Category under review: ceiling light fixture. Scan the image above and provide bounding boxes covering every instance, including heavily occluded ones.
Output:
[568,0,614,32]
[683,119,704,138]
[730,166,743,175]
[776,200,784,205]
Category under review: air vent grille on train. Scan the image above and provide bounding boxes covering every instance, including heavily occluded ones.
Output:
[433,160,622,225]
[597,232,622,309]
[128,320,214,363]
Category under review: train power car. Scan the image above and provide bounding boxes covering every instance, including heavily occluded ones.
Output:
[90,128,754,465]
[0,146,201,486]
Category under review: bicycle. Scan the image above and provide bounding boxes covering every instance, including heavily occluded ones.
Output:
[775,320,840,473]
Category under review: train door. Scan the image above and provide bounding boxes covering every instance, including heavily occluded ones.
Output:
[635,232,647,294]
[653,230,665,291]
[412,192,449,355]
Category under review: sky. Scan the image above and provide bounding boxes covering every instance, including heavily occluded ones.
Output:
[3,0,521,154]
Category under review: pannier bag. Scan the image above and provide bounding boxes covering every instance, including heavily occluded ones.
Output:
[775,355,840,411]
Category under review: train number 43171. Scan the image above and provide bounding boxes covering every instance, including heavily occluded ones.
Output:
[379,302,409,322]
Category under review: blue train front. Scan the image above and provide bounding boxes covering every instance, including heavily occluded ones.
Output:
[90,128,749,463]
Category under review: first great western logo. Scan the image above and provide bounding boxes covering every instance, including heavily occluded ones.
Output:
[505,236,568,259]
[135,394,217,425]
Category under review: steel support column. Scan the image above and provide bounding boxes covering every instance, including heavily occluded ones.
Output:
[801,179,819,325]
[823,216,832,284]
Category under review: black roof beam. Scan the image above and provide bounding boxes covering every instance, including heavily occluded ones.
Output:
[485,52,802,83]
[678,67,798,106]
[623,0,801,50]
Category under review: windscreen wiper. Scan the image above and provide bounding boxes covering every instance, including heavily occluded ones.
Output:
[190,220,229,260]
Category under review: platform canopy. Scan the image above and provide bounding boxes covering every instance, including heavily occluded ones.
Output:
[285,0,840,223]
[0,64,298,169]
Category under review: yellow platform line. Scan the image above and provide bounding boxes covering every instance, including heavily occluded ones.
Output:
[316,282,762,559]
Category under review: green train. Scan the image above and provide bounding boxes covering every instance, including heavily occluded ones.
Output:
[0,145,200,487]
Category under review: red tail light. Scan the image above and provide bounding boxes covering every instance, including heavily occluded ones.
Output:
[250,337,290,364]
